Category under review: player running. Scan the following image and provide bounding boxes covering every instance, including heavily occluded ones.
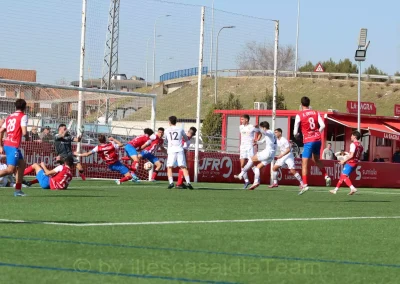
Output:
[75,135,132,185]
[239,114,261,189]
[176,126,197,189]
[124,128,155,182]
[140,127,166,182]
[294,96,331,195]
[54,123,86,180]
[234,121,276,190]
[269,128,304,188]
[0,99,28,196]
[330,130,363,195]
[164,116,192,189]
[23,156,74,190]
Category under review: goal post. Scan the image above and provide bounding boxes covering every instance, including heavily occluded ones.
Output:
[0,78,157,181]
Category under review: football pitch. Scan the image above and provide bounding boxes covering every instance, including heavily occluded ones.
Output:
[1,181,400,284]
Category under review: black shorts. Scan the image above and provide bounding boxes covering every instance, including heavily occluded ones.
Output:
[59,153,79,164]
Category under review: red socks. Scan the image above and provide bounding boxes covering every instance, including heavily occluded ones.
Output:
[152,170,159,181]
[177,169,184,185]
[302,175,308,185]
[119,176,130,183]
[30,179,38,185]
[344,176,354,188]
[15,183,22,190]
[24,165,34,175]
[131,161,138,173]
[79,171,86,181]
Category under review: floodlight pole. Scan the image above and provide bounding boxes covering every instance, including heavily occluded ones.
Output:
[357,61,361,132]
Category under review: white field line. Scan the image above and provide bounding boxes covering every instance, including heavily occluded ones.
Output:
[1,216,400,227]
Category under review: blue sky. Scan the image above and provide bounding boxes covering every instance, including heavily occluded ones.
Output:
[0,0,399,84]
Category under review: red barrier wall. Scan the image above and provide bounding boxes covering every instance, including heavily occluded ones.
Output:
[13,142,400,188]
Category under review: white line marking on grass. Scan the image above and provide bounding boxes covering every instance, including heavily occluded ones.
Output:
[1,216,400,227]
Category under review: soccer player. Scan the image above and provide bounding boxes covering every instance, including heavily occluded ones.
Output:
[239,114,261,189]
[74,135,132,185]
[269,128,304,188]
[54,123,86,180]
[23,156,74,190]
[330,130,363,195]
[164,116,192,189]
[234,121,276,190]
[0,99,28,196]
[140,127,166,182]
[293,96,331,195]
[124,128,155,181]
[176,126,197,189]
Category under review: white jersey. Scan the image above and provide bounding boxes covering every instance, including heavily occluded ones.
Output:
[0,164,13,187]
[277,136,293,158]
[259,129,277,151]
[240,124,259,148]
[165,126,189,153]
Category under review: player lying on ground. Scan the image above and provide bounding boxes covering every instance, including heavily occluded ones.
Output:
[0,156,28,188]
[139,127,166,182]
[23,156,74,190]
[124,128,156,182]
[330,130,363,196]
[234,121,277,190]
[74,135,132,185]
[176,126,197,189]
[294,96,331,195]
[238,114,262,189]
[270,128,304,189]
[165,116,193,189]
[54,123,86,181]
[0,99,29,196]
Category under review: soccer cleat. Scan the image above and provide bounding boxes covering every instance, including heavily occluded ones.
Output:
[325,176,331,187]
[131,175,140,183]
[243,181,251,189]
[115,180,121,185]
[248,183,260,190]
[268,184,279,188]
[329,189,337,194]
[234,174,242,180]
[22,180,31,187]
[79,173,86,181]
[167,183,175,189]
[348,189,358,195]
[14,190,26,197]
[186,183,194,190]
[298,186,309,195]
[175,184,187,189]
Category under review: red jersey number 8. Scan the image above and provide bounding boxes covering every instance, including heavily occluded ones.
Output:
[308,117,316,130]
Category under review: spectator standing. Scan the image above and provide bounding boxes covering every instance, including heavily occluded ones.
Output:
[28,127,41,141]
[373,154,385,162]
[40,126,53,142]
[322,143,335,160]
[335,149,349,162]
[392,147,400,163]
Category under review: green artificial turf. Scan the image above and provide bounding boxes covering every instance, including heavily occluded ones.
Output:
[0,180,399,284]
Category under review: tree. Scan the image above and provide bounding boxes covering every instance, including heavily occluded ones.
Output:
[299,58,357,73]
[263,88,287,110]
[395,71,400,76]
[364,64,387,75]
[201,93,243,150]
[236,41,295,71]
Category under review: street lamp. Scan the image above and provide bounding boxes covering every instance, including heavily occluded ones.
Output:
[214,25,235,104]
[146,35,161,86]
[152,14,171,88]
[354,28,370,132]
[294,0,300,77]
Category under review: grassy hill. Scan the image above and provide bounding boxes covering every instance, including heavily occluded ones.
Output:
[126,77,400,121]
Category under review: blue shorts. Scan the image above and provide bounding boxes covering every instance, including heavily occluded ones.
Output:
[302,141,322,159]
[4,146,23,166]
[125,144,138,157]
[36,170,50,189]
[140,150,159,164]
[342,164,356,176]
[108,161,129,175]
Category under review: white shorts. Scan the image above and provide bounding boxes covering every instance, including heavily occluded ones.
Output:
[167,151,186,168]
[275,153,295,169]
[256,149,275,166]
[240,146,254,160]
